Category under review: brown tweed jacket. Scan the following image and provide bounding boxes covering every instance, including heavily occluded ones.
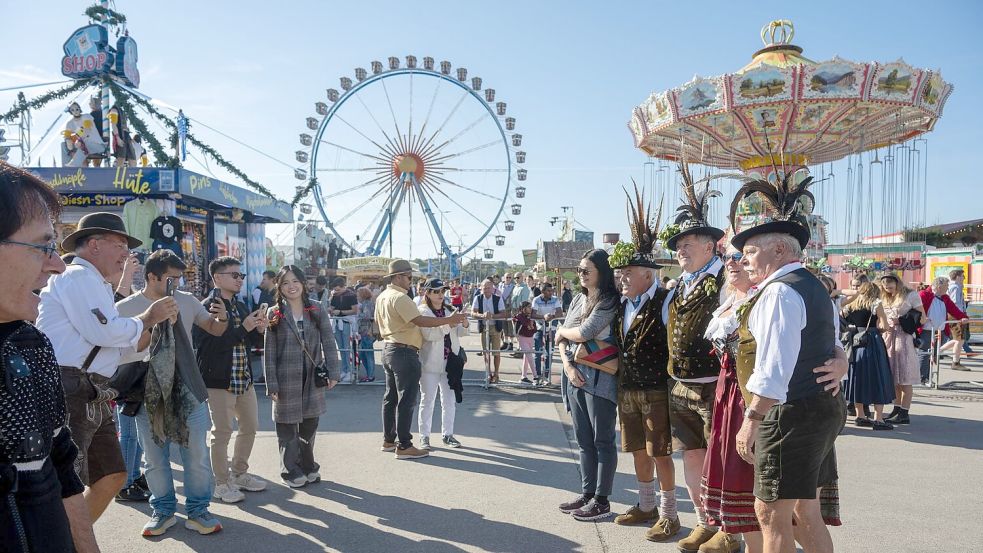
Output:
[263,301,340,424]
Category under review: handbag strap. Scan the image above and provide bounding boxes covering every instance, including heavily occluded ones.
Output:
[282,310,321,367]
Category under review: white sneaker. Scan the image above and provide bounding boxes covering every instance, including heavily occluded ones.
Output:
[306,472,321,484]
[212,483,245,503]
[230,473,267,492]
[282,476,307,488]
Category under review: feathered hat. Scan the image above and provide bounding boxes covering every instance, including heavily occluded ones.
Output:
[664,162,732,251]
[609,181,663,270]
[729,168,816,251]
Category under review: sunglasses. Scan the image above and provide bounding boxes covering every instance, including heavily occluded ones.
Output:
[723,252,744,263]
[217,271,246,280]
[576,267,590,275]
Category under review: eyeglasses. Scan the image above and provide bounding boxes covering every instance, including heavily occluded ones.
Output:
[576,267,590,275]
[723,252,744,263]
[216,271,246,280]
[0,239,59,258]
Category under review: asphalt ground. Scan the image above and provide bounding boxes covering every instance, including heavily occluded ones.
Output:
[94,334,983,552]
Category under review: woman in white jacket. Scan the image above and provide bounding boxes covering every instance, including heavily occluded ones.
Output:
[418,278,469,450]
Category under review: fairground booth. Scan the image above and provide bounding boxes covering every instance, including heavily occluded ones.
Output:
[32,166,292,298]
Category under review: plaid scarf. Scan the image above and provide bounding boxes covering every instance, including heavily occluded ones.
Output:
[227,303,251,395]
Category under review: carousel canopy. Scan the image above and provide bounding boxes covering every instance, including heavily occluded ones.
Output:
[628,20,953,171]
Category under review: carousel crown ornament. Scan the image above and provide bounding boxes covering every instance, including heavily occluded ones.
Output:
[610,181,664,270]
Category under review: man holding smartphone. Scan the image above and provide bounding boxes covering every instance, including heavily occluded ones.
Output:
[193,256,269,504]
[116,250,228,536]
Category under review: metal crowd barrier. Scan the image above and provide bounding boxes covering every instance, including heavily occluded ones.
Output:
[927,318,981,390]
[280,316,567,388]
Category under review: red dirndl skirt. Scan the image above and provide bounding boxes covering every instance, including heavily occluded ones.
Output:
[701,355,842,533]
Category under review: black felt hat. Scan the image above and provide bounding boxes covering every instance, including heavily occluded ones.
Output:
[61,212,142,252]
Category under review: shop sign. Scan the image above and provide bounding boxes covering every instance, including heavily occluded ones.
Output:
[30,167,168,195]
[60,193,133,208]
[61,25,140,87]
[179,170,292,222]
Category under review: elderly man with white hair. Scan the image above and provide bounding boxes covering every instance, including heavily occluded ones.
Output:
[729,170,848,553]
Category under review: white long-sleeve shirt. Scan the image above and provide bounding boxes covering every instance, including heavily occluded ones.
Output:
[622,279,661,336]
[744,262,842,404]
[37,257,143,377]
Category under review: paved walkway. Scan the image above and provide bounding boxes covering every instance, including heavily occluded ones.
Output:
[94,338,983,552]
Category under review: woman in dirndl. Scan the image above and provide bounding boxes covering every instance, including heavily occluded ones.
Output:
[700,246,841,553]
[878,273,925,425]
[843,281,896,430]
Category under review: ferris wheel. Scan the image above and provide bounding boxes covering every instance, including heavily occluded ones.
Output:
[294,56,527,265]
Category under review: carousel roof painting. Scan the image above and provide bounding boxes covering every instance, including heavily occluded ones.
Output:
[628,20,954,171]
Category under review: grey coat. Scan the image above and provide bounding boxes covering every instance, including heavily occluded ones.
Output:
[264,301,340,424]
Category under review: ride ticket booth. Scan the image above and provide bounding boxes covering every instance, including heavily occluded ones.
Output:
[30,166,292,298]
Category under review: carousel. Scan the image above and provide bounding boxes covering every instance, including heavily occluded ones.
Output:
[629,19,953,262]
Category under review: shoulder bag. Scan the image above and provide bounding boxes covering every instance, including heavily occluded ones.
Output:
[574,339,620,375]
[284,318,332,388]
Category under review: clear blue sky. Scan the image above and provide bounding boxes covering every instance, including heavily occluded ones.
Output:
[3,0,981,262]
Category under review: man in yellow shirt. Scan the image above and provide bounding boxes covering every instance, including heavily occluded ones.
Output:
[376,259,467,460]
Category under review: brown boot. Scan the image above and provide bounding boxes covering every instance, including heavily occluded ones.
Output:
[645,516,681,542]
[677,525,717,552]
[698,531,740,553]
[614,504,659,526]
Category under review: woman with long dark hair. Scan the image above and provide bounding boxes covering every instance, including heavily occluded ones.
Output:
[264,265,340,488]
[555,249,620,521]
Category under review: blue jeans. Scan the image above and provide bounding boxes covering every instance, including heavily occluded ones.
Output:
[534,329,555,378]
[334,320,354,376]
[116,404,143,486]
[135,401,214,518]
[359,335,377,379]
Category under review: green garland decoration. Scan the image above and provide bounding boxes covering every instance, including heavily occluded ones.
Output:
[109,82,277,199]
[85,5,126,26]
[1,79,93,122]
[291,177,318,207]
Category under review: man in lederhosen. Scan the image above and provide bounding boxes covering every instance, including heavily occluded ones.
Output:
[609,187,681,543]
[662,164,729,552]
[730,170,847,553]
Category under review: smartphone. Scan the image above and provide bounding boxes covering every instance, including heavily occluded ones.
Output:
[133,251,146,264]
[165,277,176,297]
[259,302,268,315]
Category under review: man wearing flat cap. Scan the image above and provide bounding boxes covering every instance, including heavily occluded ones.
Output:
[375,259,467,460]
[37,212,179,522]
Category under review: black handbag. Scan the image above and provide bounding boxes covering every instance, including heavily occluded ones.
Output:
[286,316,332,388]
[898,309,920,335]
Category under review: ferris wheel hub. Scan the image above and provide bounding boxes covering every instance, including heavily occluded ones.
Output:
[393,153,425,182]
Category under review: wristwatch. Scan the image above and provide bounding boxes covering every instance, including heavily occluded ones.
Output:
[744,407,766,422]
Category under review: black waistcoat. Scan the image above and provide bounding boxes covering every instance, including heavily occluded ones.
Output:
[614,288,670,390]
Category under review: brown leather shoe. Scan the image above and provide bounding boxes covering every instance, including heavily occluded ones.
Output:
[394,445,429,460]
[614,504,659,526]
[645,516,681,542]
[381,441,396,452]
[677,525,717,552]
[698,531,740,553]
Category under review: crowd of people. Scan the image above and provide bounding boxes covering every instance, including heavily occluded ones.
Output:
[0,161,976,553]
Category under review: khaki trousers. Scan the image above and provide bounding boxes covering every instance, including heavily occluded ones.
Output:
[207,386,258,485]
